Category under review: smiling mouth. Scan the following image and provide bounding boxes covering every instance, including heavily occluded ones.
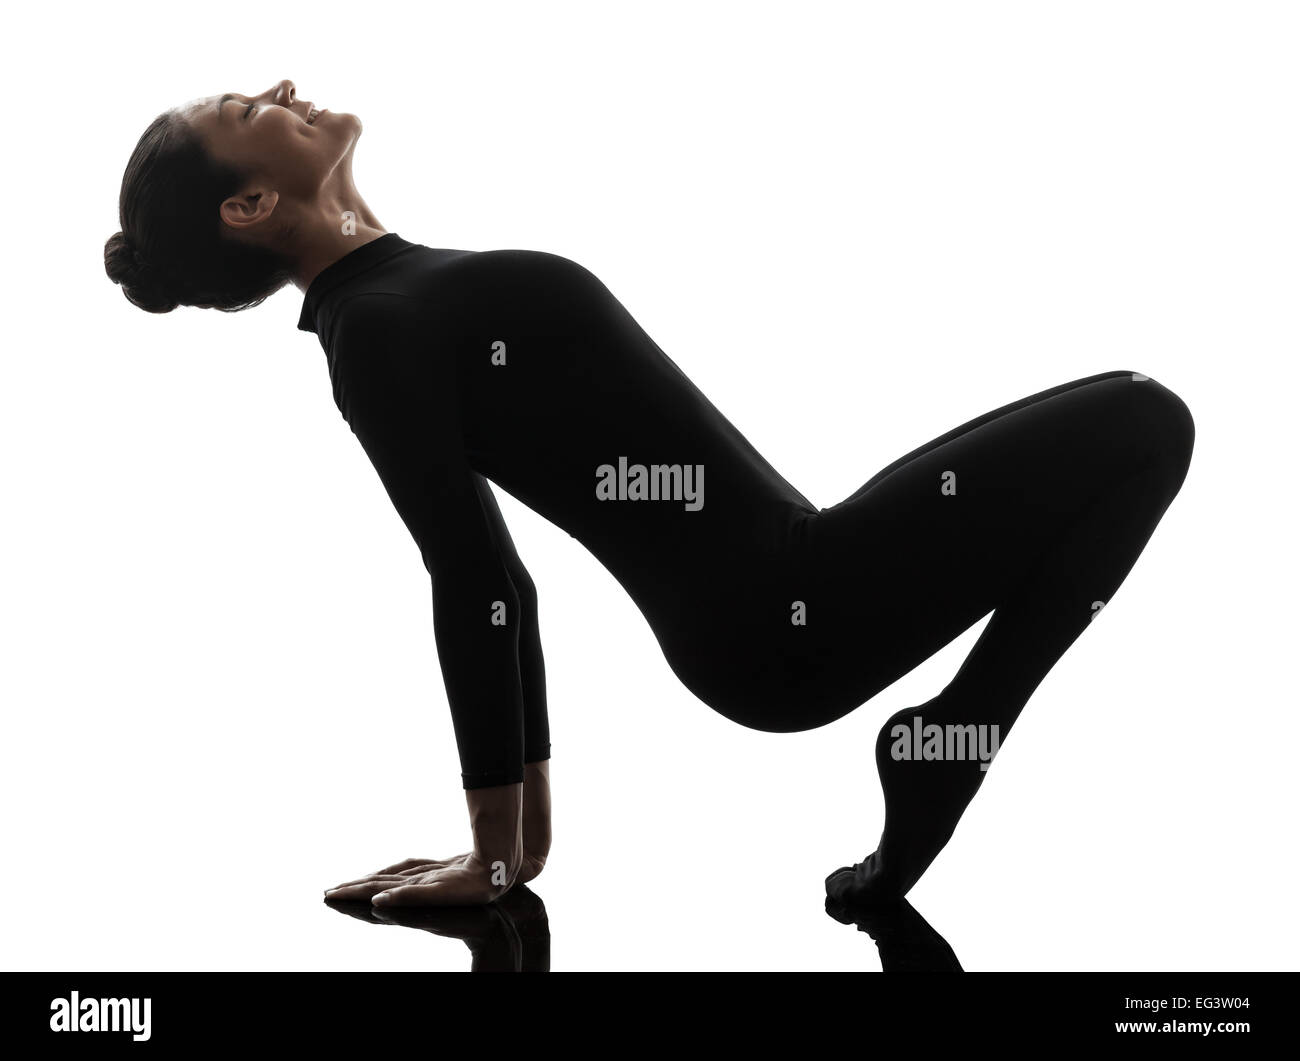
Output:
[306,105,322,125]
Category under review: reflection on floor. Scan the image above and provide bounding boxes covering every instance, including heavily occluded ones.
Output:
[325,884,962,972]
[325,884,550,972]
[825,895,963,972]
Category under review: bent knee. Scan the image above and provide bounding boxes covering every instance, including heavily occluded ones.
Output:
[507,567,539,616]
[1102,371,1195,488]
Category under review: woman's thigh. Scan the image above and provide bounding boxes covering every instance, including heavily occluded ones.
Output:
[654,371,1192,733]
[786,370,1193,712]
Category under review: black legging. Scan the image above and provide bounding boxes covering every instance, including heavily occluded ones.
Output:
[664,366,1194,737]
[299,234,1193,897]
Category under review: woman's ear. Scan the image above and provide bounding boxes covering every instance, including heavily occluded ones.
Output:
[219,186,280,232]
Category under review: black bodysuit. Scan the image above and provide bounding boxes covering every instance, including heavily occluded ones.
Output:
[298,233,1194,792]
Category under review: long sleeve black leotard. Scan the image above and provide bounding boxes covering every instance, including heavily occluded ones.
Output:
[298,232,816,788]
[298,232,1194,794]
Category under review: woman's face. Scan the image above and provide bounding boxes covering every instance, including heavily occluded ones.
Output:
[182,79,361,204]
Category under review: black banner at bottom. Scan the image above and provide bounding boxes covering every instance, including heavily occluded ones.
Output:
[0,971,1284,1049]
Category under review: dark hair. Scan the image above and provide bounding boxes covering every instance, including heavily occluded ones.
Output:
[104,110,293,313]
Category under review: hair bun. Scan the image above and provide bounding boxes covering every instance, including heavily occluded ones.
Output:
[104,230,179,314]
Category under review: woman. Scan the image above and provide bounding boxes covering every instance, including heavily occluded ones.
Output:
[105,80,1194,910]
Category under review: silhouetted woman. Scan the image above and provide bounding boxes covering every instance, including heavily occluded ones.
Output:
[105,80,1194,910]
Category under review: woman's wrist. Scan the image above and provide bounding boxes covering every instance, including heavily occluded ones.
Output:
[522,759,552,862]
[464,782,524,885]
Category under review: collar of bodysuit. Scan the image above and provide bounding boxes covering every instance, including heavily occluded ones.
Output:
[297,232,418,333]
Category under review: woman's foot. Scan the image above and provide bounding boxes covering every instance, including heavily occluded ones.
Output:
[825,894,963,972]
[827,695,995,905]
[825,850,900,906]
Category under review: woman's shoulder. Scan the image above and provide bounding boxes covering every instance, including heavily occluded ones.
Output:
[329,246,608,344]
[440,247,603,294]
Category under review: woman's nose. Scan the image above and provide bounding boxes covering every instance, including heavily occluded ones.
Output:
[272,79,296,106]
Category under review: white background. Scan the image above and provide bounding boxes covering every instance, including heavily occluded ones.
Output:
[2,0,1296,971]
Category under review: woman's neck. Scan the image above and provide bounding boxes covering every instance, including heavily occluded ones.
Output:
[289,171,388,292]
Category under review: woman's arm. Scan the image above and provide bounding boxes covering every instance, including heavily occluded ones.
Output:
[468,475,552,880]
[321,291,539,904]
[469,475,551,788]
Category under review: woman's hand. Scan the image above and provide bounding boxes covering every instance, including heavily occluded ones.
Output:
[325,853,515,907]
[324,774,546,906]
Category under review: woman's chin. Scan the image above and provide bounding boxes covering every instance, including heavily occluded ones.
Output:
[311,109,363,141]
[333,111,363,136]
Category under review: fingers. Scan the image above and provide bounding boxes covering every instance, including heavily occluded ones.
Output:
[326,873,407,894]
[374,856,433,875]
[398,855,468,874]
[325,855,475,896]
[325,877,411,901]
[374,854,471,875]
[372,883,456,907]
